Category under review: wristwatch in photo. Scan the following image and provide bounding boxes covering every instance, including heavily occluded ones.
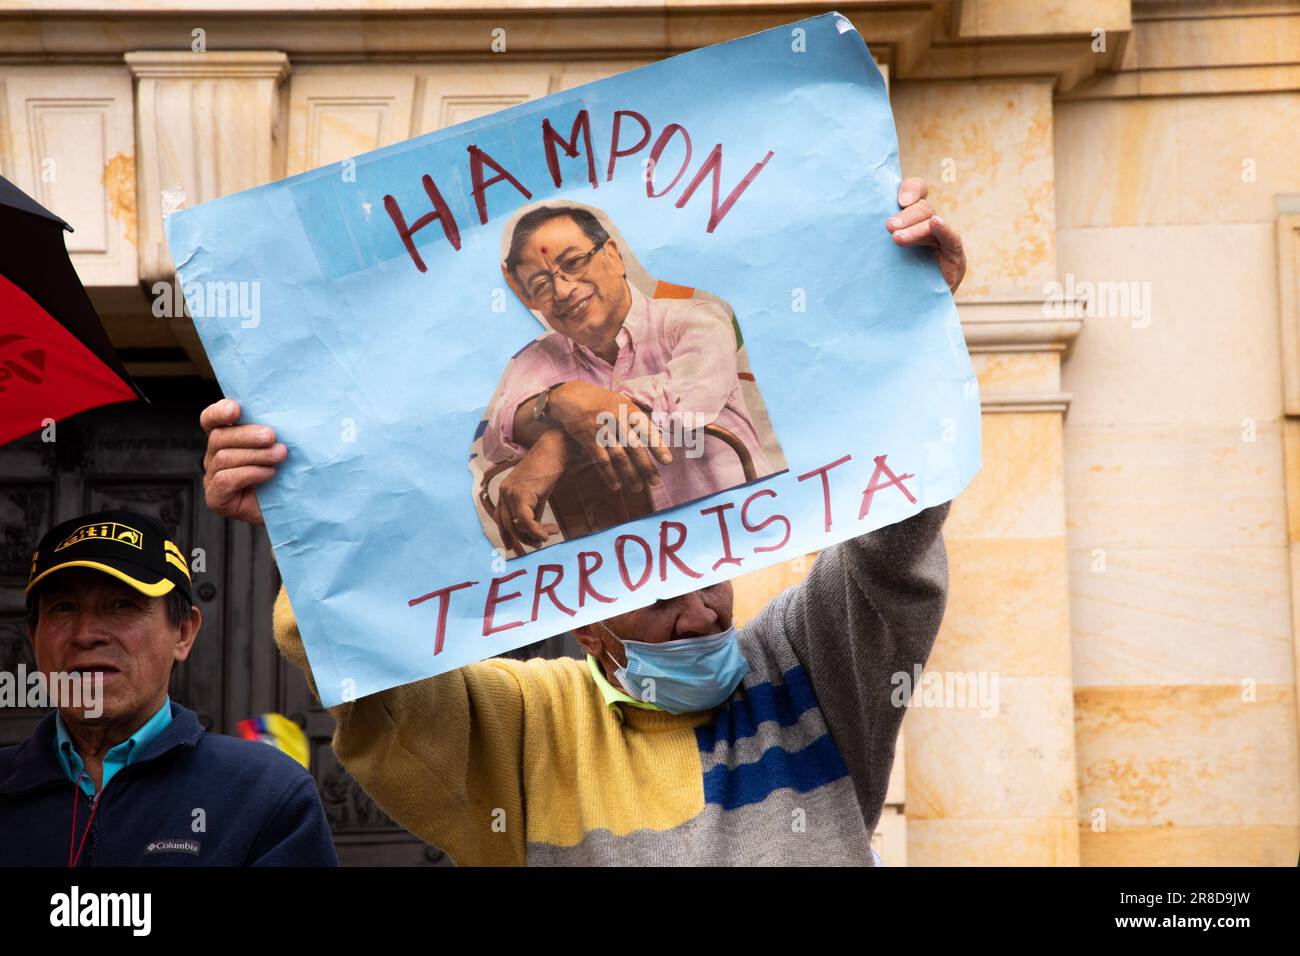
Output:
[533,383,560,423]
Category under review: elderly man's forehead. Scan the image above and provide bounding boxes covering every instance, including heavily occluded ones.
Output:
[38,568,141,600]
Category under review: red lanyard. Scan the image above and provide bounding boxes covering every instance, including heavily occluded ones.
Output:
[68,771,103,868]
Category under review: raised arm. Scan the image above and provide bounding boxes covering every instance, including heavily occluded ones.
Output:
[750,173,964,826]
[748,503,950,833]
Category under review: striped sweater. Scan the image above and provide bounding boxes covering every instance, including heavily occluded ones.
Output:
[272,503,950,866]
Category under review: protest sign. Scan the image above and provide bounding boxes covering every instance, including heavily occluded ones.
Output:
[166,11,982,707]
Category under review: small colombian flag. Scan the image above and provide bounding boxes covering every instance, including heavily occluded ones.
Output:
[235,713,310,770]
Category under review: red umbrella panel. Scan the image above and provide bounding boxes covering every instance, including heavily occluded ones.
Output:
[0,272,139,445]
[0,174,143,446]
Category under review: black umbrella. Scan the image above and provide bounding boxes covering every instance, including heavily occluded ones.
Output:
[0,173,144,445]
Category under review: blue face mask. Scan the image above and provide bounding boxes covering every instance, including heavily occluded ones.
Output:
[599,621,749,715]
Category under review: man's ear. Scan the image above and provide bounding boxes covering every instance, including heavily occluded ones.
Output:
[605,239,626,278]
[572,624,603,658]
[501,261,531,307]
[174,604,201,664]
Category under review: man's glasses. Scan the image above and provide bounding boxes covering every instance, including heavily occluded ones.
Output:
[523,239,608,303]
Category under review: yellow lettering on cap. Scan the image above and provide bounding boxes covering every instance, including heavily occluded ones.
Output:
[55,522,146,552]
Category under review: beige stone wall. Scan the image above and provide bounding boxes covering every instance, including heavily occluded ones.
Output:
[879,0,1300,867]
[1055,7,1300,865]
[3,0,1298,865]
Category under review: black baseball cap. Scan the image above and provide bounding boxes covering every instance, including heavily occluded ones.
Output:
[26,509,192,603]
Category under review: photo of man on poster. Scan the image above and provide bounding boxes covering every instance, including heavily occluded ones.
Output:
[474,200,788,555]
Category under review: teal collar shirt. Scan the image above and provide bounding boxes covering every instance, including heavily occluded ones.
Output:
[55,697,173,798]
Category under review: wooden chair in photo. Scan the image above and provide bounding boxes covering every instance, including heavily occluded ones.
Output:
[479,421,757,556]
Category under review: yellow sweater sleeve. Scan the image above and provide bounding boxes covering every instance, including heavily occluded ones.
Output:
[272,585,528,866]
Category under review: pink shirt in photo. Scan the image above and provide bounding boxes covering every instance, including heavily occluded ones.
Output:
[483,284,776,512]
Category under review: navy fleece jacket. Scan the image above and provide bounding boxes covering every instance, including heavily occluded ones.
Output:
[0,701,338,866]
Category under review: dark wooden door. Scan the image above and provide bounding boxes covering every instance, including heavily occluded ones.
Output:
[0,381,238,742]
[0,378,581,865]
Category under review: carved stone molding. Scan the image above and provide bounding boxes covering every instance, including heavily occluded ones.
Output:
[126,51,290,283]
[977,392,1074,414]
[0,2,1127,94]
[958,298,1085,355]
[958,298,1085,417]
[1062,1,1300,100]
[125,51,290,375]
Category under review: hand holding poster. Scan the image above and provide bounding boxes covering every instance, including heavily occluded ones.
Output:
[167,12,981,707]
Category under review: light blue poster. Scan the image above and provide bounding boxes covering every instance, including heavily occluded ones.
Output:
[166,11,981,707]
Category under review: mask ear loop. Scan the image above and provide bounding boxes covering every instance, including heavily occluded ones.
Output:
[596,620,626,674]
[598,620,653,703]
